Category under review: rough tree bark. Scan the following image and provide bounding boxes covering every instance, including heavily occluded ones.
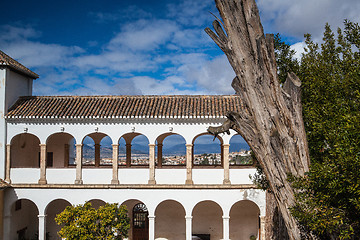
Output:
[205,0,310,239]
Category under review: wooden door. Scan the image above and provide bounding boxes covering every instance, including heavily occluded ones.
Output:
[133,203,149,240]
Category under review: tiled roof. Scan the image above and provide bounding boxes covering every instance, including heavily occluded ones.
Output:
[6,95,244,119]
[0,50,39,79]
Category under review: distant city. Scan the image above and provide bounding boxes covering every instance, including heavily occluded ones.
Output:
[79,143,253,166]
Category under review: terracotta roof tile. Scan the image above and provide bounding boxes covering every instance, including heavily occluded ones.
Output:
[0,50,39,79]
[6,95,243,119]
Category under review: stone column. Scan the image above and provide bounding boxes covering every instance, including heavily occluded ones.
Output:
[148,215,155,240]
[157,143,163,168]
[5,144,11,183]
[148,144,156,184]
[126,143,132,167]
[260,216,266,240]
[38,144,47,184]
[38,214,46,240]
[75,144,83,184]
[3,214,11,240]
[64,144,69,167]
[222,216,230,240]
[111,144,119,184]
[185,216,192,240]
[95,143,100,167]
[185,144,193,184]
[222,144,231,184]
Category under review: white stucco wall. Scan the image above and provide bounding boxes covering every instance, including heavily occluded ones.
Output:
[5,70,32,109]
[0,68,6,179]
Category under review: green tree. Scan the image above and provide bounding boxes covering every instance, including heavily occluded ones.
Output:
[274,33,300,83]
[290,21,360,239]
[55,202,130,240]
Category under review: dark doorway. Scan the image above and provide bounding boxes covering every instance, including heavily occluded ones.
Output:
[133,203,149,240]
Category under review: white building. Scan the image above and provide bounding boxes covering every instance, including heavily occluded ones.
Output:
[0,50,266,240]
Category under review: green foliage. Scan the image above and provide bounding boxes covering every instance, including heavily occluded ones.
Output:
[274,33,300,83]
[291,21,360,239]
[55,202,130,240]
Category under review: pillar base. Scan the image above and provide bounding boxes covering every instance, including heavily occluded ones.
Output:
[223,179,231,185]
[111,179,119,184]
[38,179,47,185]
[75,180,83,184]
[148,180,156,185]
[185,179,193,185]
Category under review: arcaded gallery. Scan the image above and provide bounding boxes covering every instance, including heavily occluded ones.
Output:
[1,51,266,239]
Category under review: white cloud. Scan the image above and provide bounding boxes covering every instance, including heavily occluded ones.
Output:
[0,25,40,41]
[291,41,307,61]
[257,0,360,41]
[167,0,216,27]
[107,19,178,51]
[184,55,235,94]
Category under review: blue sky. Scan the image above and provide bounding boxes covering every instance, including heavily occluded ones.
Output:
[1,0,359,96]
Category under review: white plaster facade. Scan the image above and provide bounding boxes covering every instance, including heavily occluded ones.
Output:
[0,58,266,240]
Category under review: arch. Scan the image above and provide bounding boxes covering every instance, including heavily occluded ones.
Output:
[121,199,149,240]
[10,198,39,240]
[46,132,76,168]
[229,134,253,166]
[82,132,112,167]
[156,133,186,167]
[45,199,72,239]
[119,132,150,167]
[192,200,223,239]
[192,133,223,166]
[10,133,40,168]
[155,200,186,239]
[229,200,260,240]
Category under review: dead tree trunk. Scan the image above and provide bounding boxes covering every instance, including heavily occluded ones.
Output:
[205,0,310,239]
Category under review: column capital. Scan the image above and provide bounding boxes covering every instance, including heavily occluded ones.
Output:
[222,143,230,147]
[222,216,230,220]
[75,144,83,147]
[185,144,193,147]
[148,215,156,219]
[39,143,46,147]
[185,216,193,220]
[148,143,156,147]
[6,143,10,147]
[112,144,119,147]
[38,214,47,218]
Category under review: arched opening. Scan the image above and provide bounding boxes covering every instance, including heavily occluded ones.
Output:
[10,199,39,240]
[118,137,126,166]
[192,134,223,166]
[100,136,113,166]
[230,200,260,240]
[82,133,112,167]
[45,199,71,239]
[10,133,40,168]
[121,199,148,240]
[155,200,185,239]
[120,133,149,167]
[46,133,76,168]
[192,200,223,239]
[156,133,186,167]
[229,135,253,166]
